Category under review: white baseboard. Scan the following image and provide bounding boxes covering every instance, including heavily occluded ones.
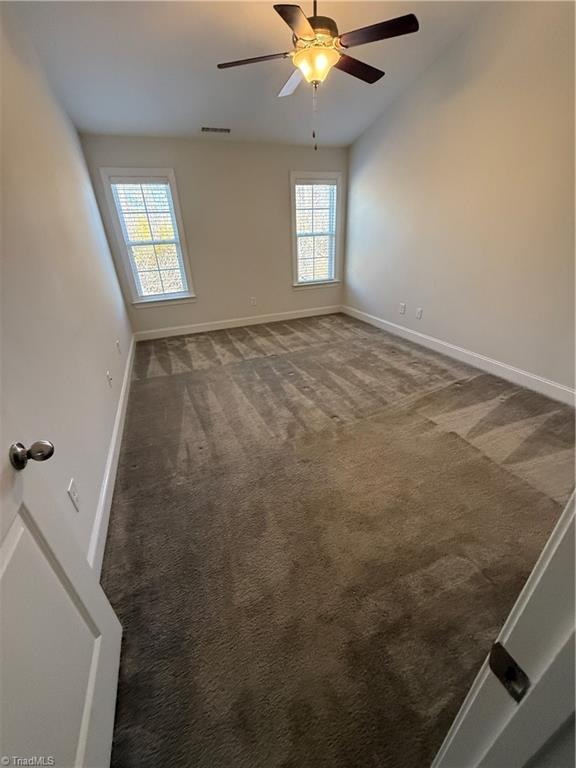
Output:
[133,305,342,341]
[87,336,135,578]
[341,305,575,406]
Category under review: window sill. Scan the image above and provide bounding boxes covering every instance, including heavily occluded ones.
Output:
[131,293,197,308]
[292,280,341,289]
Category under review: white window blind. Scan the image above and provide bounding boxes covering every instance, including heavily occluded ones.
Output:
[294,182,338,283]
[110,180,189,299]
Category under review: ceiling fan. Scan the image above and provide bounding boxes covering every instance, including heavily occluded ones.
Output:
[217,2,419,97]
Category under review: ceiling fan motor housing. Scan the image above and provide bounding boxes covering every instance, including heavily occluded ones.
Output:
[292,15,339,45]
[308,15,339,38]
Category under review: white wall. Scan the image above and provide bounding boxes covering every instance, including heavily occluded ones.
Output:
[81,135,347,335]
[0,11,133,559]
[344,1,574,390]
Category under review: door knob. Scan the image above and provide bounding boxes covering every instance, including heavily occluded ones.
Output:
[9,440,55,471]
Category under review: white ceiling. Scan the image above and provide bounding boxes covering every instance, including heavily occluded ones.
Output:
[11,1,484,146]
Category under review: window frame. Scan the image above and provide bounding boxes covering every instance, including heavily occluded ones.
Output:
[290,170,343,288]
[100,167,196,305]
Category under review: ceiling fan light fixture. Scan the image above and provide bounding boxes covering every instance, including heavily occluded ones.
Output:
[293,45,340,84]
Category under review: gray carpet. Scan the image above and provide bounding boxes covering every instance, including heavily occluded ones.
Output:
[102,313,574,768]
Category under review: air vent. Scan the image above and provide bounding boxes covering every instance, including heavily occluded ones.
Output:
[201,126,231,134]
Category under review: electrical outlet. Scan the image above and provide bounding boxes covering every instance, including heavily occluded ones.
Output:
[67,479,80,513]
[416,307,423,320]
[116,339,122,354]
[399,302,406,315]
[249,297,257,306]
[106,370,113,387]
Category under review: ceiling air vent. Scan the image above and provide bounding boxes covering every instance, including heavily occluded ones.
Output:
[201,126,231,134]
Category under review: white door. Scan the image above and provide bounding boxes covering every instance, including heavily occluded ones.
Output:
[0,442,121,765]
[433,495,575,768]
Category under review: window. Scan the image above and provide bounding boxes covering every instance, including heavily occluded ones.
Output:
[291,171,342,286]
[101,168,194,303]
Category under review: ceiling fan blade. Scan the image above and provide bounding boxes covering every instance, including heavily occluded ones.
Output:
[273,4,315,39]
[339,14,419,48]
[334,54,384,84]
[278,68,303,97]
[217,52,290,69]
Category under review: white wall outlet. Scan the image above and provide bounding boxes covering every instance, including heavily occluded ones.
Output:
[106,370,113,387]
[116,339,122,354]
[416,307,423,320]
[249,297,257,306]
[67,478,80,513]
[399,302,406,315]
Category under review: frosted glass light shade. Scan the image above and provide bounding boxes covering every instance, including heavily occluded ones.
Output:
[293,46,340,83]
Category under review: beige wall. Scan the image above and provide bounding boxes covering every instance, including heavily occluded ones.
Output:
[345,1,574,389]
[0,12,133,557]
[81,135,347,334]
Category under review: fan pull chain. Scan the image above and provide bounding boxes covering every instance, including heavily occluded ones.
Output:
[312,82,318,151]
